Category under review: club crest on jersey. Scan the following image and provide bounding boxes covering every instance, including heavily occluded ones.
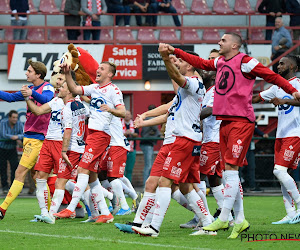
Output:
[278,95,294,115]
[90,97,107,112]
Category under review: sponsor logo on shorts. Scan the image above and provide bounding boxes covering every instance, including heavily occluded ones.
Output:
[293,153,300,167]
[58,158,67,173]
[284,145,295,162]
[170,166,182,178]
[82,151,94,164]
[163,156,172,170]
[232,140,243,158]
[119,163,126,175]
[107,160,113,172]
[200,154,208,167]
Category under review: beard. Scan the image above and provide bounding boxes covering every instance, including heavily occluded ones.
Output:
[279,68,289,78]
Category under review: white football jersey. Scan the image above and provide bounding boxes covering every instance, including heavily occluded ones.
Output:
[202,86,221,143]
[164,96,176,145]
[82,82,124,135]
[109,115,130,151]
[171,76,205,142]
[61,99,87,153]
[260,77,300,138]
[46,97,64,141]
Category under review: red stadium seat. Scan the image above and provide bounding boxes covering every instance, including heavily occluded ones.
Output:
[138,29,157,43]
[49,29,67,41]
[0,0,10,13]
[159,29,180,43]
[28,0,38,13]
[213,0,234,14]
[255,0,263,12]
[172,0,189,14]
[182,29,199,43]
[61,0,66,12]
[202,29,220,41]
[27,28,45,41]
[115,29,135,43]
[100,29,113,42]
[5,29,13,41]
[225,29,243,39]
[234,0,254,14]
[39,0,59,13]
[250,29,264,41]
[191,0,212,14]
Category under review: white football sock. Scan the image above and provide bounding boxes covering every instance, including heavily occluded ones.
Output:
[211,184,225,209]
[110,179,129,210]
[65,180,75,194]
[120,177,138,200]
[36,178,49,216]
[171,189,193,211]
[184,189,211,227]
[101,186,113,200]
[90,179,110,216]
[67,174,89,212]
[151,187,171,231]
[133,192,156,224]
[50,189,65,215]
[233,182,245,224]
[197,182,210,215]
[274,166,300,207]
[281,184,296,218]
[219,170,239,222]
[101,179,113,192]
[84,189,99,217]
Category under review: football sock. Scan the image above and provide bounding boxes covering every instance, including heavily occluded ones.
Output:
[0,180,24,210]
[110,179,130,210]
[49,189,65,215]
[90,179,110,216]
[133,192,156,224]
[233,182,245,224]
[211,184,225,209]
[171,189,193,211]
[46,183,51,211]
[120,176,138,200]
[36,178,49,216]
[84,189,99,217]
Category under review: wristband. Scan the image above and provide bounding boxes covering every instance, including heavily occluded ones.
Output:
[24,96,29,101]
[62,150,67,153]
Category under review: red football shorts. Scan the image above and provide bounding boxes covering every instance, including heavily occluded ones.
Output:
[78,130,111,172]
[58,151,82,180]
[35,139,62,174]
[200,142,223,177]
[150,143,173,177]
[99,146,127,178]
[275,137,300,169]
[219,121,254,168]
[161,137,201,183]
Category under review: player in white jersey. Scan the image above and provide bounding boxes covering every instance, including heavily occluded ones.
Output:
[253,55,300,225]
[54,62,125,224]
[132,44,214,237]
[22,74,65,223]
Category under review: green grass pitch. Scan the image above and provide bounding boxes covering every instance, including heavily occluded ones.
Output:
[0,196,299,249]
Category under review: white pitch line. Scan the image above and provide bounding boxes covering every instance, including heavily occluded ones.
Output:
[0,229,215,250]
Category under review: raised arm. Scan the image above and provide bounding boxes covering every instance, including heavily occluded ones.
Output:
[0,90,24,102]
[134,113,168,128]
[60,63,83,95]
[138,101,173,121]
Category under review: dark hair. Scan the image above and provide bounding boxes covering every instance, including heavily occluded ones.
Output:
[8,110,18,117]
[210,49,219,54]
[285,55,300,71]
[101,61,117,77]
[185,50,199,57]
[224,32,242,48]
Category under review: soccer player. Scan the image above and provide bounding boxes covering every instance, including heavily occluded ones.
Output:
[53,61,125,224]
[0,59,54,220]
[132,44,213,237]
[253,55,300,225]
[164,33,300,238]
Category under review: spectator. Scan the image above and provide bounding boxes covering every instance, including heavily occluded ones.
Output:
[258,0,285,40]
[130,0,154,26]
[286,0,300,54]
[106,0,131,26]
[64,0,87,40]
[140,104,160,186]
[240,114,268,192]
[9,0,29,40]
[122,110,139,182]
[81,0,107,40]
[150,0,181,27]
[0,111,23,194]
[271,17,292,73]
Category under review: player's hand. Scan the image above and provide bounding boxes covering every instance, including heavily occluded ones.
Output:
[133,115,144,128]
[100,104,111,113]
[62,152,73,168]
[21,85,32,97]
[158,43,171,59]
[263,133,269,138]
[59,62,71,75]
[11,135,18,140]
[270,97,285,106]
[292,92,300,102]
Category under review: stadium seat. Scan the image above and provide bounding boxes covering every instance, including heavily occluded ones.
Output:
[49,29,67,41]
[182,29,199,43]
[225,29,243,39]
[255,0,263,12]
[5,29,13,41]
[100,29,113,42]
[0,0,10,13]
[159,29,180,43]
[213,0,234,14]
[202,29,220,41]
[191,0,212,14]
[39,0,59,13]
[250,29,264,41]
[172,0,189,14]
[28,0,38,13]
[27,28,45,41]
[61,0,66,12]
[234,0,254,14]
[138,29,157,43]
[115,29,135,43]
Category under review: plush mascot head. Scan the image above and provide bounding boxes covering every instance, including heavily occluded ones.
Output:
[50,44,99,87]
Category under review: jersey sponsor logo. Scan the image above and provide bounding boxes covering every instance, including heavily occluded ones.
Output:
[90,97,107,112]
[216,65,235,95]
[174,92,182,112]
[278,95,294,115]
[283,145,295,162]
[51,110,61,123]
[192,123,201,133]
[170,166,182,178]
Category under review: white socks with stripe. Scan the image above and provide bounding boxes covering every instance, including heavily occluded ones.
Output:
[171,189,193,211]
[36,178,49,216]
[133,191,156,224]
[211,184,225,209]
[120,176,138,200]
[110,179,130,210]
[89,179,110,216]
[49,189,65,216]
[233,182,245,224]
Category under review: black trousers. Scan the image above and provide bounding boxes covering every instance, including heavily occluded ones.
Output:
[0,148,18,189]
